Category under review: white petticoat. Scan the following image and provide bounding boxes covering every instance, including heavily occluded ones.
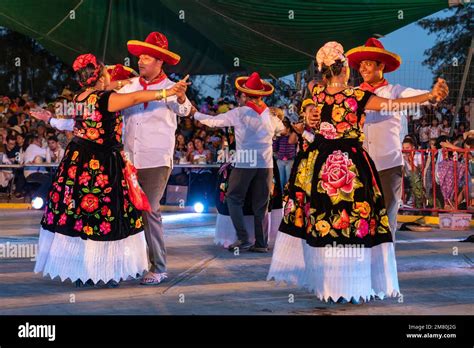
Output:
[214,209,283,248]
[34,227,148,284]
[267,231,400,302]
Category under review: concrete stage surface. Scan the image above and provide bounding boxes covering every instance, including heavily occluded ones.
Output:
[0,210,473,315]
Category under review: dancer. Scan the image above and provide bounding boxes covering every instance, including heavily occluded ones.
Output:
[268,41,448,303]
[32,53,188,287]
[214,90,283,248]
[190,72,285,253]
[345,38,445,240]
[120,32,192,285]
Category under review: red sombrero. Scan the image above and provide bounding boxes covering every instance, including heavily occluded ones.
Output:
[346,38,401,73]
[127,32,181,65]
[235,72,274,97]
[106,64,138,81]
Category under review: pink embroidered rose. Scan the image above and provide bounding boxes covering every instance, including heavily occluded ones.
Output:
[46,212,54,225]
[74,220,83,231]
[58,213,67,226]
[344,97,358,112]
[355,219,369,238]
[100,221,111,235]
[90,110,102,122]
[319,122,337,140]
[284,198,294,216]
[320,150,356,196]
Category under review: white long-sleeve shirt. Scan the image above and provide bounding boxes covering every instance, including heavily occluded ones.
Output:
[363,84,429,172]
[50,77,192,169]
[194,106,285,168]
[119,77,192,169]
[23,143,47,177]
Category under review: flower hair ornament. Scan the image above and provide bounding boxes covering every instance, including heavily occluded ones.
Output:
[316,41,347,72]
[72,53,102,87]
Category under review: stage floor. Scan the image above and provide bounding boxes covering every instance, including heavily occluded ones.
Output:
[0,209,473,315]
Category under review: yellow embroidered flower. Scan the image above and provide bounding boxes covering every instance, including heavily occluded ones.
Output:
[343,88,354,96]
[313,85,325,95]
[294,149,318,196]
[381,215,389,227]
[87,94,98,105]
[332,106,345,122]
[355,201,371,218]
[315,220,331,237]
[89,159,100,170]
[354,89,365,101]
[71,151,79,161]
[135,219,142,228]
[294,208,304,228]
[83,226,93,235]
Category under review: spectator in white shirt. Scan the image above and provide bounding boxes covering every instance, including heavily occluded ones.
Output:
[429,118,441,140]
[23,132,51,200]
[418,118,430,149]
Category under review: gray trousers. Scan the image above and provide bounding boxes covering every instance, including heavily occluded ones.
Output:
[226,168,273,248]
[378,165,403,242]
[137,166,172,273]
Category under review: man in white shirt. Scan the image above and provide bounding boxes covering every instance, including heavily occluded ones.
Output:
[121,32,192,285]
[191,72,285,253]
[23,132,51,200]
[346,38,447,241]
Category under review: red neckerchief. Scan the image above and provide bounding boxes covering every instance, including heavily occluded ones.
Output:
[139,71,167,109]
[245,100,267,115]
[359,78,389,93]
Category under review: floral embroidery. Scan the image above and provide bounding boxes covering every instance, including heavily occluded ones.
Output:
[83,225,94,235]
[319,122,337,140]
[336,122,351,134]
[353,89,365,101]
[354,201,371,218]
[280,85,392,241]
[89,159,100,170]
[346,112,358,125]
[294,149,319,196]
[80,193,99,213]
[331,105,345,122]
[317,150,363,205]
[315,220,331,237]
[331,209,351,237]
[355,219,369,238]
[344,97,358,112]
[325,95,335,105]
[334,93,345,104]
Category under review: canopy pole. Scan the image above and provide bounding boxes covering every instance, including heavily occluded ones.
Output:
[102,0,113,62]
[450,36,473,134]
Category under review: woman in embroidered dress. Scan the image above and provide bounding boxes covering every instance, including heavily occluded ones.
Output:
[31,53,188,287]
[268,42,448,303]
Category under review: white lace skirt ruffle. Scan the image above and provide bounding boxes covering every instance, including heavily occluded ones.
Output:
[34,227,148,284]
[267,231,400,302]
